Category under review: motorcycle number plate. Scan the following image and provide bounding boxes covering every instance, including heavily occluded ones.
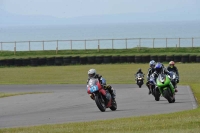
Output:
[89,85,99,93]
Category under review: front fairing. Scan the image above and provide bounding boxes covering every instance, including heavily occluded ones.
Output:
[87,78,100,93]
[136,73,144,80]
[156,74,170,88]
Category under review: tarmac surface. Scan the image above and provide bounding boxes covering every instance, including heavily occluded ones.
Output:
[0,84,197,128]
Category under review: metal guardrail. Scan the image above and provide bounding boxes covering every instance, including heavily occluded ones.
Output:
[1,37,200,53]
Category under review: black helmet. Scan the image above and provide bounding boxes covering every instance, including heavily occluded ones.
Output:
[138,68,142,72]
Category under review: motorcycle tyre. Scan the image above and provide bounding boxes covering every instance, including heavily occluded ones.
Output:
[154,89,160,101]
[110,99,117,111]
[95,93,106,112]
[163,89,174,103]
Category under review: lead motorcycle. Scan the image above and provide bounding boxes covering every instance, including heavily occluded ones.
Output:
[135,73,144,88]
[87,78,117,112]
[156,73,175,103]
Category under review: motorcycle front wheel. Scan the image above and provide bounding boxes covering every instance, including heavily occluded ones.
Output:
[163,88,175,103]
[95,93,106,112]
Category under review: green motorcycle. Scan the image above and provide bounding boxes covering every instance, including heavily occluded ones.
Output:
[156,73,175,103]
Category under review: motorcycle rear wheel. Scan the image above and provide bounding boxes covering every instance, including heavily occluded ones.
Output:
[110,99,117,111]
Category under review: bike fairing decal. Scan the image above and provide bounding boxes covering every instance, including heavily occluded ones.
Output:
[89,85,99,93]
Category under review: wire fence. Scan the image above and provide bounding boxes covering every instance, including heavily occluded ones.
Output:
[1,37,200,52]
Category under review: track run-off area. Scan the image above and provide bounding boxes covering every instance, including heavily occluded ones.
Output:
[0,84,198,128]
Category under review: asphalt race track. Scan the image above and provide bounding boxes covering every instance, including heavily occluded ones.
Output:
[0,84,198,128]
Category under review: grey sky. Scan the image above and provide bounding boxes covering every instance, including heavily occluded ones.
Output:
[0,0,200,26]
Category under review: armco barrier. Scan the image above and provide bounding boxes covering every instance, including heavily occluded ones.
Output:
[38,57,47,66]
[142,55,150,63]
[63,56,71,65]
[104,56,112,64]
[80,56,87,64]
[127,55,134,63]
[46,57,55,66]
[135,55,142,63]
[0,55,199,67]
[95,56,104,64]
[87,56,95,64]
[150,55,158,62]
[6,58,15,66]
[120,56,127,63]
[174,55,181,62]
[166,55,174,62]
[30,58,38,66]
[71,56,79,64]
[189,55,196,62]
[23,58,31,66]
[15,58,23,66]
[181,55,189,63]
[196,56,200,63]
[158,55,166,62]
[112,55,119,63]
[55,57,63,66]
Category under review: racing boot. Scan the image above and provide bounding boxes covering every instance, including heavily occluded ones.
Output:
[89,94,94,100]
[106,85,116,100]
[146,82,151,95]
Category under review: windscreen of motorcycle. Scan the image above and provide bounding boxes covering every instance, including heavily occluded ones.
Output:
[88,78,98,87]
[137,73,143,78]
[158,74,166,83]
[169,71,176,79]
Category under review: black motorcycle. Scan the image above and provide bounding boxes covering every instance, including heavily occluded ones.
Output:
[169,71,178,88]
[135,73,144,88]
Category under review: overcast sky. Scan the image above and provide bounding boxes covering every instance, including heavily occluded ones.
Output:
[0,0,200,26]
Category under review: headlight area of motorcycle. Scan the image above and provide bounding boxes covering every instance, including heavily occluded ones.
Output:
[160,78,166,84]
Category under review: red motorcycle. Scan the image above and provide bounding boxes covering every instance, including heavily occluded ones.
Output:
[87,78,117,112]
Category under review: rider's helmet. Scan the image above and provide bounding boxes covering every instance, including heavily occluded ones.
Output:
[169,61,175,68]
[155,62,162,74]
[138,68,142,73]
[149,60,156,68]
[88,69,96,79]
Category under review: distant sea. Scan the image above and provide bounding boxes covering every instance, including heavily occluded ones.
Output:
[0,21,200,51]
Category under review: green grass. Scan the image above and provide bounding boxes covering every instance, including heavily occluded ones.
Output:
[0,92,48,98]
[0,47,200,59]
[0,63,199,133]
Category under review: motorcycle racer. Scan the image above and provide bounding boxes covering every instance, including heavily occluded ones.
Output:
[150,62,177,92]
[146,60,156,94]
[87,69,116,100]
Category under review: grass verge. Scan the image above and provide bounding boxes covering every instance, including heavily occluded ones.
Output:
[0,63,199,133]
[0,92,49,98]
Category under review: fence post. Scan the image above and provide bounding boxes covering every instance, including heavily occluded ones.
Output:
[14,41,16,55]
[98,39,100,51]
[112,39,114,49]
[85,40,86,50]
[1,42,2,52]
[152,38,155,48]
[70,40,72,50]
[192,38,193,48]
[125,38,127,49]
[179,38,180,47]
[43,41,44,51]
[166,38,167,48]
[56,40,58,54]
[29,41,31,51]
[139,38,141,48]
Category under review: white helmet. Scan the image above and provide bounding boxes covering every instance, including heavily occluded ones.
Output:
[88,69,96,78]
